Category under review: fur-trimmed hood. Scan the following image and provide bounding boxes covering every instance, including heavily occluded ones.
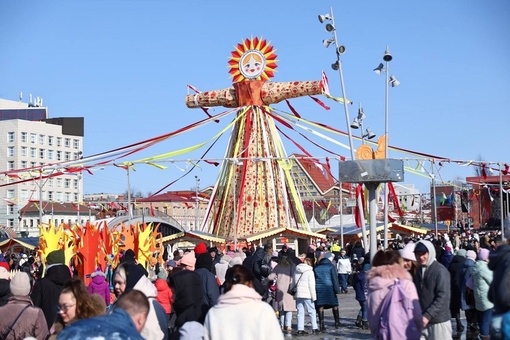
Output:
[367,263,412,291]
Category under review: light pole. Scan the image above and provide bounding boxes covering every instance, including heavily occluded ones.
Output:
[351,104,376,144]
[319,8,368,252]
[431,160,439,237]
[195,175,200,231]
[374,48,399,249]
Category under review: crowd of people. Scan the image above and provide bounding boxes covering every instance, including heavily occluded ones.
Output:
[0,226,509,339]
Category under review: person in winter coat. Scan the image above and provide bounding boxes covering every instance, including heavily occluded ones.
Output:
[351,241,365,262]
[441,246,454,269]
[461,250,478,331]
[168,269,209,340]
[367,250,422,339]
[336,249,351,294]
[294,257,319,335]
[314,251,341,331]
[58,289,149,340]
[214,254,231,285]
[243,246,270,282]
[448,248,466,333]
[472,248,493,340]
[154,269,173,323]
[0,272,49,340]
[354,263,370,330]
[0,261,11,307]
[413,240,452,340]
[488,235,510,338]
[268,254,297,333]
[204,264,284,340]
[114,263,169,340]
[195,252,220,308]
[31,249,72,330]
[87,269,110,308]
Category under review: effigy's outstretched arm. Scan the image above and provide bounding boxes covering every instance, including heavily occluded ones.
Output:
[185,79,324,109]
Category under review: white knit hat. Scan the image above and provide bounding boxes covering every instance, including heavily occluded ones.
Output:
[10,272,31,296]
[399,242,416,261]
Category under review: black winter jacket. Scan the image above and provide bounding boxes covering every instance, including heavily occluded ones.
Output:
[488,244,510,314]
[30,264,71,329]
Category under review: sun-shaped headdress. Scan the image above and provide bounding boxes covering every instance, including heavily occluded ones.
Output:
[228,37,278,83]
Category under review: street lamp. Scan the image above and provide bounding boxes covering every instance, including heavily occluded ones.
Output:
[319,8,368,251]
[374,47,399,249]
[351,104,376,144]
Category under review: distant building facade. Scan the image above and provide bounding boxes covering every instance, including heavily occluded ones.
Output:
[0,97,84,232]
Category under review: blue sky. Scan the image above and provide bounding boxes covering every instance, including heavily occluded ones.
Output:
[1,1,509,196]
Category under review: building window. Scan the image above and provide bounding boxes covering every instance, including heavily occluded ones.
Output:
[30,133,36,144]
[73,179,78,190]
[8,205,15,214]
[57,137,62,147]
[65,151,71,161]
[39,148,45,159]
[7,146,14,157]
[30,147,36,158]
[48,178,54,187]
[21,146,27,157]
[57,151,62,161]
[7,161,14,170]
[57,178,62,188]
[8,132,15,143]
[48,150,54,160]
[65,138,71,148]
[48,136,54,146]
[21,132,27,143]
[74,193,78,201]
[48,191,54,200]
[56,192,62,201]
[21,190,28,200]
[39,134,45,145]
[65,192,71,201]
[64,178,71,189]
[73,139,80,149]
[30,161,36,168]
[7,189,14,199]
[21,161,27,168]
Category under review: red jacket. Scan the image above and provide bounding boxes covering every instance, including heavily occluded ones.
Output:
[154,278,172,314]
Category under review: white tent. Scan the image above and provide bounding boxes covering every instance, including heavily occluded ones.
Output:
[325,214,356,227]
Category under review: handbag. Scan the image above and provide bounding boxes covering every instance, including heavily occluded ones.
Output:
[288,273,303,296]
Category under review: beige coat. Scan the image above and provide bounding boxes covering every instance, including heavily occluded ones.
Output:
[268,263,297,312]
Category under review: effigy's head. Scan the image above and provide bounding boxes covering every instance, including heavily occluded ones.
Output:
[229,37,277,83]
[240,51,265,79]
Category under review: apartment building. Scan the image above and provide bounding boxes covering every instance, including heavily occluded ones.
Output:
[0,97,84,234]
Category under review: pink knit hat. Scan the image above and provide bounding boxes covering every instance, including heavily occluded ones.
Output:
[180,251,196,269]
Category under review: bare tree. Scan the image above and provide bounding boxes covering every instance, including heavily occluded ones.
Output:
[474,154,485,177]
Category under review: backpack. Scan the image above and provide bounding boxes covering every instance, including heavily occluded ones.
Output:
[378,279,420,340]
